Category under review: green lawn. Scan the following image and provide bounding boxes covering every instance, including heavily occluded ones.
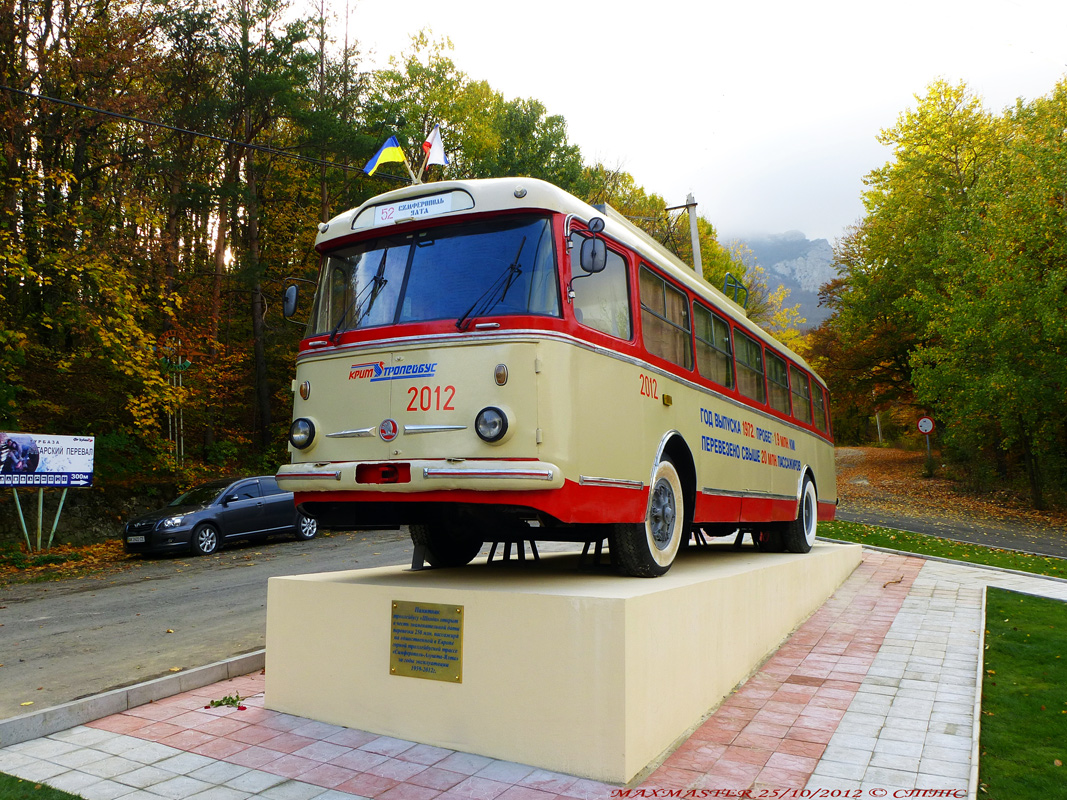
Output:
[0,773,82,799]
[819,520,1067,579]
[978,588,1067,798]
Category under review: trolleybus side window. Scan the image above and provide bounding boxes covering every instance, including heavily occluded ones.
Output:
[321,264,348,333]
[693,302,734,389]
[789,364,813,425]
[639,266,692,369]
[813,383,829,432]
[568,232,632,340]
[767,351,791,414]
[734,330,766,403]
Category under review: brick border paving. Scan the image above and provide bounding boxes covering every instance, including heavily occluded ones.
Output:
[643,550,924,792]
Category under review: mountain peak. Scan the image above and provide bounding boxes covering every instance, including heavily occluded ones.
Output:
[727,232,836,326]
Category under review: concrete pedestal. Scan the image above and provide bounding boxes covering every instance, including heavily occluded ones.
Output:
[265,542,861,784]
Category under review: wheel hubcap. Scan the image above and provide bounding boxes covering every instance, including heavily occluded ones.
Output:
[649,478,676,550]
[804,490,815,541]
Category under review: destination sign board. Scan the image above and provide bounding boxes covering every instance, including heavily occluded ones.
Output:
[374,192,455,226]
[0,432,95,488]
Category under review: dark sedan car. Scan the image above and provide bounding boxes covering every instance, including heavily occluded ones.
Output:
[124,476,317,556]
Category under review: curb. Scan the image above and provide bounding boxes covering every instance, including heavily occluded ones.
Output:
[970,585,986,800]
[0,649,265,749]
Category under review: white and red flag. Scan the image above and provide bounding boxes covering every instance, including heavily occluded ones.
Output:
[422,124,450,167]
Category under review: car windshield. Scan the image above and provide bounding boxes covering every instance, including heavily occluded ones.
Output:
[306,215,560,336]
[170,482,228,507]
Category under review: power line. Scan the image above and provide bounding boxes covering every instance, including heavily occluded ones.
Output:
[0,84,408,183]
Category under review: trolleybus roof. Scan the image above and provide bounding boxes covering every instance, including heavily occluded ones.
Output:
[314,177,824,385]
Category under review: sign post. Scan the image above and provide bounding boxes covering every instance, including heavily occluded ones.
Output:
[916,416,935,461]
[1,432,95,551]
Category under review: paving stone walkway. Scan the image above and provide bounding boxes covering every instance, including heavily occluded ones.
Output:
[2,549,1066,799]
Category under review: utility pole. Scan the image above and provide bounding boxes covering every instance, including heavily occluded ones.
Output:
[666,194,703,276]
[686,193,702,276]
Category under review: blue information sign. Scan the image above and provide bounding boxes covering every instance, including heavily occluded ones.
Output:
[0,432,95,488]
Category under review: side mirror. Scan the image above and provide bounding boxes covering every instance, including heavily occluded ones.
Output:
[224,494,239,505]
[578,217,607,274]
[579,238,607,273]
[283,285,299,318]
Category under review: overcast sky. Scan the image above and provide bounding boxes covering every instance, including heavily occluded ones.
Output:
[340,0,1067,243]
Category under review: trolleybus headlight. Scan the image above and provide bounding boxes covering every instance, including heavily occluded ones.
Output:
[289,418,316,449]
[475,407,508,442]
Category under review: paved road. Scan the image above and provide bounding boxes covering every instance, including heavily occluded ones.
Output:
[836,506,1067,560]
[0,530,415,721]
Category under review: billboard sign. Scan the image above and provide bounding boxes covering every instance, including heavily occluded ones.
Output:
[0,432,95,487]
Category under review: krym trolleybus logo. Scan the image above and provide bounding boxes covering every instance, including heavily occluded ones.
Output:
[349,361,438,382]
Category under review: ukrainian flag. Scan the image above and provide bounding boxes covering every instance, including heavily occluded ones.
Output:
[363,136,407,176]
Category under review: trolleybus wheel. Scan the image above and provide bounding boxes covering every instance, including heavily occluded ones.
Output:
[783,476,817,554]
[611,456,685,577]
[409,523,484,568]
[192,523,219,556]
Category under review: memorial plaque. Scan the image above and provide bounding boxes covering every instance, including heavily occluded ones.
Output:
[390,600,463,683]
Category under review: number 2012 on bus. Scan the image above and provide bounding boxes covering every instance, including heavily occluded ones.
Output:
[406,385,456,412]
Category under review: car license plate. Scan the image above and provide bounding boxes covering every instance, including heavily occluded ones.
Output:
[127,535,145,544]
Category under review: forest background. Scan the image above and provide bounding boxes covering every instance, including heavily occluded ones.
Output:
[1,0,1065,545]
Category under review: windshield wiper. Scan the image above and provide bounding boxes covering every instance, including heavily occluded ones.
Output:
[455,236,526,331]
[354,249,390,327]
[329,249,389,343]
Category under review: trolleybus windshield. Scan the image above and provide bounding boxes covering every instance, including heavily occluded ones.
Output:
[306,214,560,337]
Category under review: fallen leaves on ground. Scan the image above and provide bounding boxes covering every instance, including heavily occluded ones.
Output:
[837,447,1067,531]
[0,539,131,583]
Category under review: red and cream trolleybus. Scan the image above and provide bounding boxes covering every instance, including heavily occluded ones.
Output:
[278,177,836,576]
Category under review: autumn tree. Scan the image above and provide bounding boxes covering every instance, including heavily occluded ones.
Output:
[818,79,1066,506]
[0,0,181,475]
[1,6,824,526]
[909,86,1067,507]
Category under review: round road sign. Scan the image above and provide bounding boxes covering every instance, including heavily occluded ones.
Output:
[917,416,935,435]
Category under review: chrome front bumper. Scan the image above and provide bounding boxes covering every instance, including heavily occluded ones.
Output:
[277,459,565,493]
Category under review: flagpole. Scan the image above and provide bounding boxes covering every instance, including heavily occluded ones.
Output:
[417,125,433,182]
[404,156,420,185]
[418,124,446,183]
